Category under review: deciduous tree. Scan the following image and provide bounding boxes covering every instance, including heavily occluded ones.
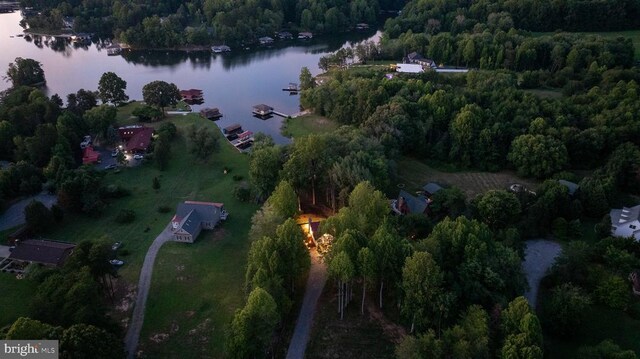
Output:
[97,72,129,105]
[142,80,180,116]
[5,57,45,87]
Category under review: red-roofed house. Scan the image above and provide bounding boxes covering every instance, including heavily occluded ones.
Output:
[82,146,100,164]
[118,126,154,154]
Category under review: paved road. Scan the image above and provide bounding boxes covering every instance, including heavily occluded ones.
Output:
[522,239,562,308]
[124,225,174,359]
[286,249,327,359]
[0,193,57,232]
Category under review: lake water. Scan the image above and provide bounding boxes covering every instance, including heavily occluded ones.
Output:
[0,12,380,144]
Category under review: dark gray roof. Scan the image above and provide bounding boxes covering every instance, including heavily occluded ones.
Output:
[398,190,428,214]
[558,180,579,196]
[422,182,443,195]
[9,239,76,266]
[180,210,202,235]
[253,104,273,112]
[407,52,424,60]
[176,202,221,223]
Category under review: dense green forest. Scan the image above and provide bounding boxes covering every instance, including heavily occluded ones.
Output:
[20,0,386,47]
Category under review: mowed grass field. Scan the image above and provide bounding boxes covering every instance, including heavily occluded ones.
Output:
[536,30,640,60]
[0,273,38,327]
[1,105,258,357]
[281,113,339,138]
[396,157,538,199]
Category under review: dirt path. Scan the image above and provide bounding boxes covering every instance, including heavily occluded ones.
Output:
[0,193,57,231]
[522,239,562,308]
[286,249,327,359]
[124,225,174,359]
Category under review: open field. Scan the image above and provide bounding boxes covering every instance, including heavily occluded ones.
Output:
[281,113,339,138]
[1,105,258,357]
[0,273,38,328]
[535,30,640,60]
[396,157,539,199]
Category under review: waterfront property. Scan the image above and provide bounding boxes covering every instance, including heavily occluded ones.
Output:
[223,123,243,136]
[106,44,122,56]
[610,205,640,241]
[259,36,274,45]
[180,89,204,103]
[298,32,313,39]
[391,189,431,215]
[170,201,228,243]
[283,83,299,92]
[212,45,231,53]
[253,104,274,117]
[277,31,293,40]
[118,125,154,154]
[404,51,436,68]
[200,107,222,120]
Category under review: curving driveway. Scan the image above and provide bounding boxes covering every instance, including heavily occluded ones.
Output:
[286,249,327,359]
[0,193,57,232]
[522,239,562,308]
[124,225,174,359]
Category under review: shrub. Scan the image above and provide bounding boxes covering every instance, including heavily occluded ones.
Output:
[157,206,172,213]
[101,185,131,199]
[115,209,136,224]
[234,183,251,202]
[232,175,243,181]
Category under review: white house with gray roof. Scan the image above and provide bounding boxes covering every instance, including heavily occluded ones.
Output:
[610,205,640,241]
[171,201,228,243]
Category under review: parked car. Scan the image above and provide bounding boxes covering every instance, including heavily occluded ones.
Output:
[133,154,144,160]
[104,164,117,170]
[112,242,122,251]
[109,259,124,266]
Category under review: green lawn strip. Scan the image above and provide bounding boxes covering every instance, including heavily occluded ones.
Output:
[0,273,38,328]
[116,101,146,123]
[281,113,338,138]
[544,304,640,357]
[533,30,640,60]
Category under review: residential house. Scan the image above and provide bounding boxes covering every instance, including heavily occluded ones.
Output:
[423,182,443,197]
[170,201,228,243]
[610,205,640,241]
[118,126,154,154]
[392,189,430,215]
[212,45,231,53]
[405,52,437,68]
[259,36,274,45]
[277,31,293,40]
[298,32,313,39]
[8,239,76,267]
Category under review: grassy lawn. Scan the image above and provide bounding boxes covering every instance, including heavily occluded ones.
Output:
[396,156,538,199]
[35,109,258,357]
[280,113,338,138]
[0,273,38,328]
[534,30,640,60]
[544,303,640,356]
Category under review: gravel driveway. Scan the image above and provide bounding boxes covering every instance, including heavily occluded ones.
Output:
[522,239,562,308]
[124,225,174,359]
[0,193,57,232]
[286,249,327,359]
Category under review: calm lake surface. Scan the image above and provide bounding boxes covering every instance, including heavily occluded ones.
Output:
[0,12,380,144]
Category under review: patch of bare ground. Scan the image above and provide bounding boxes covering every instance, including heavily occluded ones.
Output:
[306,285,398,359]
[397,157,539,199]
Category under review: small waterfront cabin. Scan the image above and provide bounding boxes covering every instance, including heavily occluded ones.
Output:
[200,107,222,120]
[283,83,299,92]
[259,36,274,45]
[223,124,243,135]
[212,45,231,53]
[180,89,204,102]
[277,31,293,40]
[298,32,313,40]
[253,104,274,116]
[355,23,369,30]
[106,44,122,56]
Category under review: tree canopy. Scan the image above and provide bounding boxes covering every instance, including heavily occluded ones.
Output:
[5,57,46,87]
